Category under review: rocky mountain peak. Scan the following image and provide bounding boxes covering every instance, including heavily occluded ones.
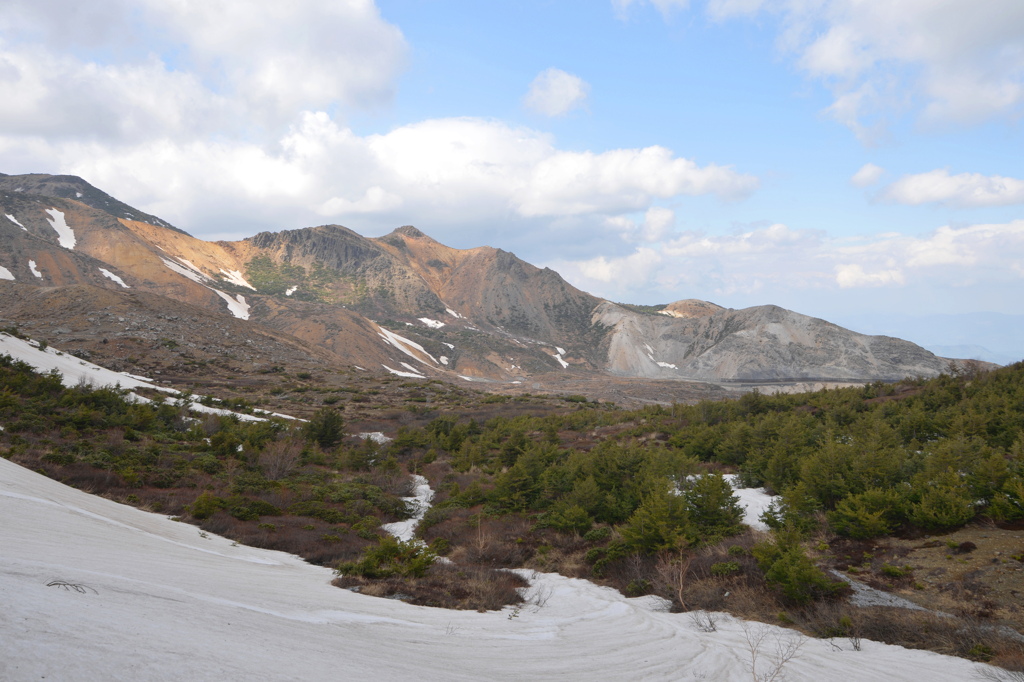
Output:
[661,299,725,319]
[391,225,428,239]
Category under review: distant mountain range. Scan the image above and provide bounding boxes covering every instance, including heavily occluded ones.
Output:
[0,172,967,401]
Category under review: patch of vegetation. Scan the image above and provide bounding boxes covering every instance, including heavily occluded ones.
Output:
[244,256,339,302]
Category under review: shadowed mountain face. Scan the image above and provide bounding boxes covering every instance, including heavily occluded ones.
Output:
[0,173,956,398]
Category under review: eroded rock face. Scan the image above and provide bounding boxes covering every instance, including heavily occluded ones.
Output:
[596,301,948,382]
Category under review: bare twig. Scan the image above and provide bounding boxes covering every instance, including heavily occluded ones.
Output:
[743,622,805,682]
[47,580,97,594]
[689,610,718,633]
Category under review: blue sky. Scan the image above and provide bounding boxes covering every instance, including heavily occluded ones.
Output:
[1,0,1023,356]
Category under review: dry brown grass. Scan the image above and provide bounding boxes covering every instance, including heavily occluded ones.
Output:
[333,563,527,611]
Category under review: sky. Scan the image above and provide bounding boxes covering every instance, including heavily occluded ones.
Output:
[1,0,1023,355]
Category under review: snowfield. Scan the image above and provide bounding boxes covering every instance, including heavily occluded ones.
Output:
[0,265,13,281]
[0,333,294,424]
[0,457,992,681]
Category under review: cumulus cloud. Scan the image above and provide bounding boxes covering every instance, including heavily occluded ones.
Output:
[7,112,756,244]
[880,169,1024,208]
[524,68,590,117]
[705,0,1024,133]
[0,0,408,144]
[851,163,884,187]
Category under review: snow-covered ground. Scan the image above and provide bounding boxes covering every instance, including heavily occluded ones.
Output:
[0,332,291,423]
[381,474,434,542]
[44,207,76,249]
[0,333,175,394]
[99,268,130,288]
[5,213,26,230]
[724,474,774,531]
[219,269,256,290]
[0,457,994,681]
[378,326,438,365]
[382,364,425,379]
[0,265,13,281]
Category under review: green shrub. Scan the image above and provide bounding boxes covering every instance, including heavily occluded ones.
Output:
[583,526,611,543]
[189,492,223,519]
[753,534,840,605]
[304,407,345,449]
[710,560,742,577]
[335,536,435,579]
[226,496,281,521]
[828,488,905,539]
[880,563,913,578]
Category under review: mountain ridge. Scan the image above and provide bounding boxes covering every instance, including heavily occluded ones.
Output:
[0,172,963,402]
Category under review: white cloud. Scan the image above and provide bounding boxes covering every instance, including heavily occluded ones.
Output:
[834,264,904,289]
[880,169,1024,208]
[524,68,590,117]
[550,219,1024,304]
[0,0,407,144]
[145,0,407,124]
[851,163,884,187]
[8,112,756,243]
[705,1,1024,132]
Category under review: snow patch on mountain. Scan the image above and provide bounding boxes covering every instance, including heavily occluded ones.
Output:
[445,308,463,319]
[419,317,444,329]
[378,327,438,365]
[99,268,130,289]
[161,257,210,284]
[5,213,26,230]
[211,289,250,320]
[285,286,298,296]
[382,364,425,379]
[28,260,42,278]
[164,396,267,422]
[552,350,569,369]
[0,266,14,281]
[44,208,76,249]
[440,356,449,365]
[0,332,174,393]
[220,269,256,290]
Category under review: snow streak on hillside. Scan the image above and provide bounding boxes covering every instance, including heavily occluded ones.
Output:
[0,457,994,681]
